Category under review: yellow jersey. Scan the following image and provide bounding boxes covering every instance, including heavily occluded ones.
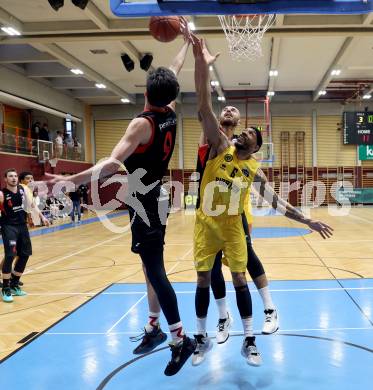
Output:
[199,145,259,217]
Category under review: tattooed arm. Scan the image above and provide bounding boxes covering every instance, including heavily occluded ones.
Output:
[253,168,333,239]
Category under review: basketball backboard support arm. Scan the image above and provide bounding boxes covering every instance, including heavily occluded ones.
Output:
[110,0,373,17]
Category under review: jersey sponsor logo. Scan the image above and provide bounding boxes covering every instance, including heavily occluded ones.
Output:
[224,154,233,162]
[242,168,250,177]
[158,118,176,130]
[216,176,232,189]
[220,163,227,171]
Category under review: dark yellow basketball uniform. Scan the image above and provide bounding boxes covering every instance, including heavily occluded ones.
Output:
[194,145,259,272]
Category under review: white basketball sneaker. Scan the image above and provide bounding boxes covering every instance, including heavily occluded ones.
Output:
[262,308,279,334]
[216,312,233,344]
[241,336,262,367]
[192,334,213,366]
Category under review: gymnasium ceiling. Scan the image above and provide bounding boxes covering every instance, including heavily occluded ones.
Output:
[0,0,372,106]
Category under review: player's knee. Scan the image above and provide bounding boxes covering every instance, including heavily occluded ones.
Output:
[2,256,14,274]
[197,271,211,288]
[231,272,247,287]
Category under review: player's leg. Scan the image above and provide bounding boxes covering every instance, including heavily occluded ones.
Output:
[192,270,213,366]
[225,219,262,366]
[76,201,81,222]
[192,212,220,366]
[231,271,261,366]
[128,203,195,376]
[242,213,279,334]
[139,243,195,375]
[10,224,31,296]
[1,225,18,302]
[210,252,232,343]
[131,265,167,355]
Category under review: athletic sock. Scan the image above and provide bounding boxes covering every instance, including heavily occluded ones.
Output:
[215,297,228,320]
[169,321,185,343]
[258,286,275,310]
[10,273,20,288]
[241,317,254,338]
[196,317,207,336]
[2,279,10,289]
[145,311,161,333]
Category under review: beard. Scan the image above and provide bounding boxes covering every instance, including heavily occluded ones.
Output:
[220,117,238,127]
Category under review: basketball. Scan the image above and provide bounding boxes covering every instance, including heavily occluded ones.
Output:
[149,16,181,43]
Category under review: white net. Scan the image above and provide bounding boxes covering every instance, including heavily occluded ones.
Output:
[218,14,276,61]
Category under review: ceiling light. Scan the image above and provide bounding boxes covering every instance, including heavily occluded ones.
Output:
[121,98,130,103]
[209,66,213,71]
[269,70,278,77]
[70,68,84,75]
[121,53,135,72]
[95,83,106,89]
[188,22,196,31]
[48,0,64,11]
[218,96,226,101]
[140,53,153,71]
[211,80,219,87]
[71,0,89,10]
[318,90,327,96]
[331,69,341,76]
[267,91,275,96]
[363,94,372,100]
[1,27,21,36]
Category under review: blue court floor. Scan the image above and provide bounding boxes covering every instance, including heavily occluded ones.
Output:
[1,279,372,390]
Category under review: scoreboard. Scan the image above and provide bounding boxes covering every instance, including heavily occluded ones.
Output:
[343,111,373,145]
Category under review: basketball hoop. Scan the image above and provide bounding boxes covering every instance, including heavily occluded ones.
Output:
[218,14,275,61]
[49,158,58,168]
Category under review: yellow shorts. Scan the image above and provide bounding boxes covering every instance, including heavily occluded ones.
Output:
[194,209,247,273]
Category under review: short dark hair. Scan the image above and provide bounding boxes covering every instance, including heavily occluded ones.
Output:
[146,67,180,107]
[252,127,263,151]
[4,168,17,178]
[19,171,33,182]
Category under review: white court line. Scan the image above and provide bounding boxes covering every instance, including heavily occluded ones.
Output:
[106,293,148,334]
[104,246,192,334]
[37,326,373,336]
[166,246,193,275]
[348,213,373,226]
[24,286,373,296]
[25,230,130,274]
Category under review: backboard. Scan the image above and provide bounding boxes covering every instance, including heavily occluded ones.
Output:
[110,0,373,17]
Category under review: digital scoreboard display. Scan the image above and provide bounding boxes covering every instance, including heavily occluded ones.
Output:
[343,111,373,145]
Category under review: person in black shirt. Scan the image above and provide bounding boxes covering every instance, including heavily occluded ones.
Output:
[44,27,196,376]
[68,189,82,223]
[0,169,32,302]
[39,123,50,141]
[78,184,89,213]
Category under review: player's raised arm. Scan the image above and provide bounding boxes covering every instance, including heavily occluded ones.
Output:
[253,168,333,239]
[168,26,193,111]
[44,117,152,187]
[193,38,222,150]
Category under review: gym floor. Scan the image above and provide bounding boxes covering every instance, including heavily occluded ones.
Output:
[0,208,372,389]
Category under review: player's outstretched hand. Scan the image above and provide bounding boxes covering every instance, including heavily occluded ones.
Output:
[307,220,334,239]
[193,38,220,65]
[179,16,195,44]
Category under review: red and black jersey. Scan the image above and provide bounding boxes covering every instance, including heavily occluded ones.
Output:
[0,186,27,226]
[124,108,177,186]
